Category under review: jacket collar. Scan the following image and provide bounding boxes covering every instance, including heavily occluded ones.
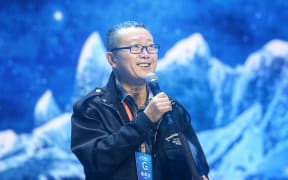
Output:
[101,72,123,106]
[102,72,153,108]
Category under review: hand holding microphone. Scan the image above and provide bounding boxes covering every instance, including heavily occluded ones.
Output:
[144,92,172,123]
[144,73,173,124]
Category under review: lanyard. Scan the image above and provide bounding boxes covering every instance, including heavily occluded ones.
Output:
[123,101,153,180]
[122,101,133,122]
[122,101,147,153]
[122,101,153,180]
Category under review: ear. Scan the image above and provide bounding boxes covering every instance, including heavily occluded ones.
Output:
[106,52,117,69]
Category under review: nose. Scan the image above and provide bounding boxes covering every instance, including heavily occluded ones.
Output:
[140,47,150,56]
[141,46,148,53]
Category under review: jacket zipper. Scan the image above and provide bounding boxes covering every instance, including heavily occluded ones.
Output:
[152,118,163,158]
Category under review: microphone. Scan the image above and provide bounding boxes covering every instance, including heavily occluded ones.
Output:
[145,72,173,125]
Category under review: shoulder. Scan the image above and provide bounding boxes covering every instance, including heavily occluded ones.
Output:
[73,88,106,113]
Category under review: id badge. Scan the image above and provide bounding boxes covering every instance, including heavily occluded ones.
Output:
[135,152,153,180]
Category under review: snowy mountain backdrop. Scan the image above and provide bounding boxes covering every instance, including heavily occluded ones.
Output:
[1,32,287,179]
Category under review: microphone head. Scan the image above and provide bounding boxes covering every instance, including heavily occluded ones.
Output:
[145,72,161,95]
[145,72,158,83]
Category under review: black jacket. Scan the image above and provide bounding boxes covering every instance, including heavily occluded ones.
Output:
[71,73,209,180]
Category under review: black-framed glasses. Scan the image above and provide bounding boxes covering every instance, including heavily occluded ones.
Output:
[110,44,160,54]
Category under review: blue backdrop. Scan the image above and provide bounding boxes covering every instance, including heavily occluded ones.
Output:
[0,0,288,179]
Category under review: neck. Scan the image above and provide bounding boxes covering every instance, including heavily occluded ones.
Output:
[121,83,147,107]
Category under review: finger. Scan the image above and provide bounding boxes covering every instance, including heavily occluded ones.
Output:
[157,101,172,111]
[154,92,168,98]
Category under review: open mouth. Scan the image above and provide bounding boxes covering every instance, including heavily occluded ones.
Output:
[137,63,151,67]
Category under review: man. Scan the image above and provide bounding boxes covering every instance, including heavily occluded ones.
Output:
[71,21,209,180]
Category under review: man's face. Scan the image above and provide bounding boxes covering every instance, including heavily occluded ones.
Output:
[108,27,158,85]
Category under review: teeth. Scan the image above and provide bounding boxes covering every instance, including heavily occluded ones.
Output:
[138,63,149,67]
